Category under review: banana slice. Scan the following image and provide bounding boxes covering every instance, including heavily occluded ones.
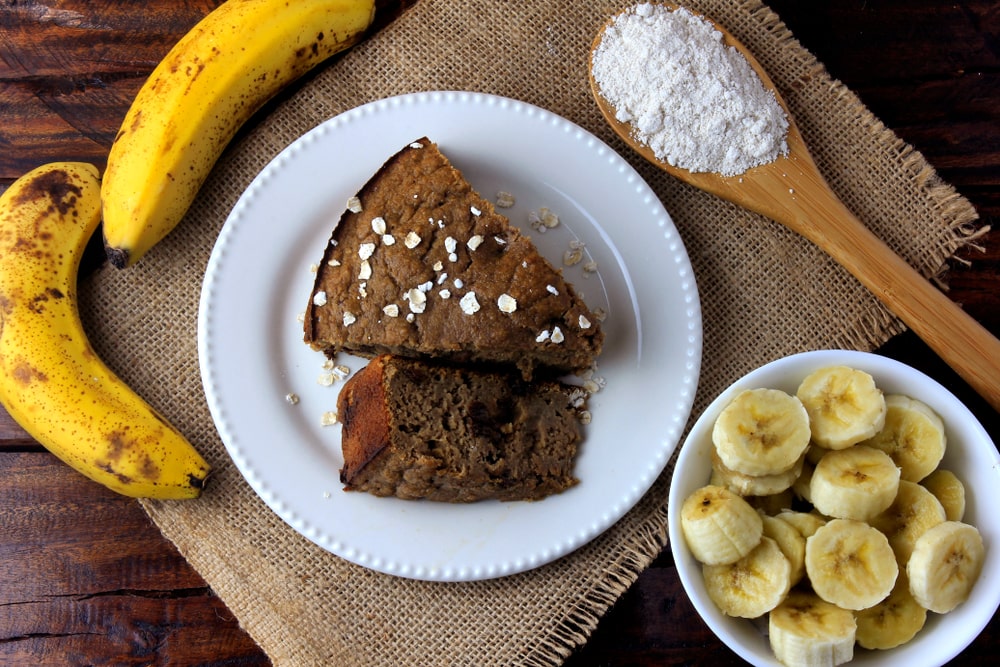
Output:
[805,518,898,610]
[711,449,804,497]
[809,445,900,521]
[871,479,947,566]
[746,488,796,516]
[702,536,791,618]
[921,468,966,522]
[907,521,985,613]
[855,571,927,650]
[708,465,726,488]
[861,394,946,482]
[791,459,814,503]
[680,485,763,565]
[776,510,827,539]
[805,444,829,466]
[796,365,886,450]
[713,388,811,476]
[769,590,856,667]
[762,514,806,586]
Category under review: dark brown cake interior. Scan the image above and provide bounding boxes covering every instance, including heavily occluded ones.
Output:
[338,355,582,502]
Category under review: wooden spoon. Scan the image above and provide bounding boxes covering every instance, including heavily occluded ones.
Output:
[589,4,1000,414]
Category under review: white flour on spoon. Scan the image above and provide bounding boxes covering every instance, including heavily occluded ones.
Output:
[591,3,788,177]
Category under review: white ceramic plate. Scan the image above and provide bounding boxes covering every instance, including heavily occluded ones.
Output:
[199,91,702,581]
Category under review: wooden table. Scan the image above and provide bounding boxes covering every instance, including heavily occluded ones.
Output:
[2,1,997,664]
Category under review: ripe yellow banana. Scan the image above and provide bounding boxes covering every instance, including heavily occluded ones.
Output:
[101,0,377,268]
[0,163,210,498]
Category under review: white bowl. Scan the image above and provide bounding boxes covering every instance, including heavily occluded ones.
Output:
[667,349,1000,666]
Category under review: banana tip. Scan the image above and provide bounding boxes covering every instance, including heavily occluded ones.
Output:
[105,244,131,269]
[191,469,211,491]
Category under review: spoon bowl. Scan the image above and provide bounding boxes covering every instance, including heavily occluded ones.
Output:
[589,3,1000,413]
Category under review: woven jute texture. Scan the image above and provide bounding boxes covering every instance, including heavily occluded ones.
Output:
[79,1,982,664]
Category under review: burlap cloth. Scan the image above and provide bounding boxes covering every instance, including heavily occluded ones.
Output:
[79,0,983,664]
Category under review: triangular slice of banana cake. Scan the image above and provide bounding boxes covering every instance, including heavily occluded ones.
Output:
[303,137,603,380]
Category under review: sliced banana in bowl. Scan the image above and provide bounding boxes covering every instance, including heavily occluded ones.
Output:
[667,350,1000,667]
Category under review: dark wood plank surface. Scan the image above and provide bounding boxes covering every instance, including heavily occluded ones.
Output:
[2,1,997,664]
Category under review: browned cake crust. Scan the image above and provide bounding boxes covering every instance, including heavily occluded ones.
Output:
[303,138,603,379]
[337,355,584,502]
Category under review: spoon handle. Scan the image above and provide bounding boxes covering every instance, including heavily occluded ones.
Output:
[777,167,1000,413]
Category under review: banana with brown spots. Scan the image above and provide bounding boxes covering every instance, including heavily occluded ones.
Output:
[101,0,376,268]
[0,163,210,498]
